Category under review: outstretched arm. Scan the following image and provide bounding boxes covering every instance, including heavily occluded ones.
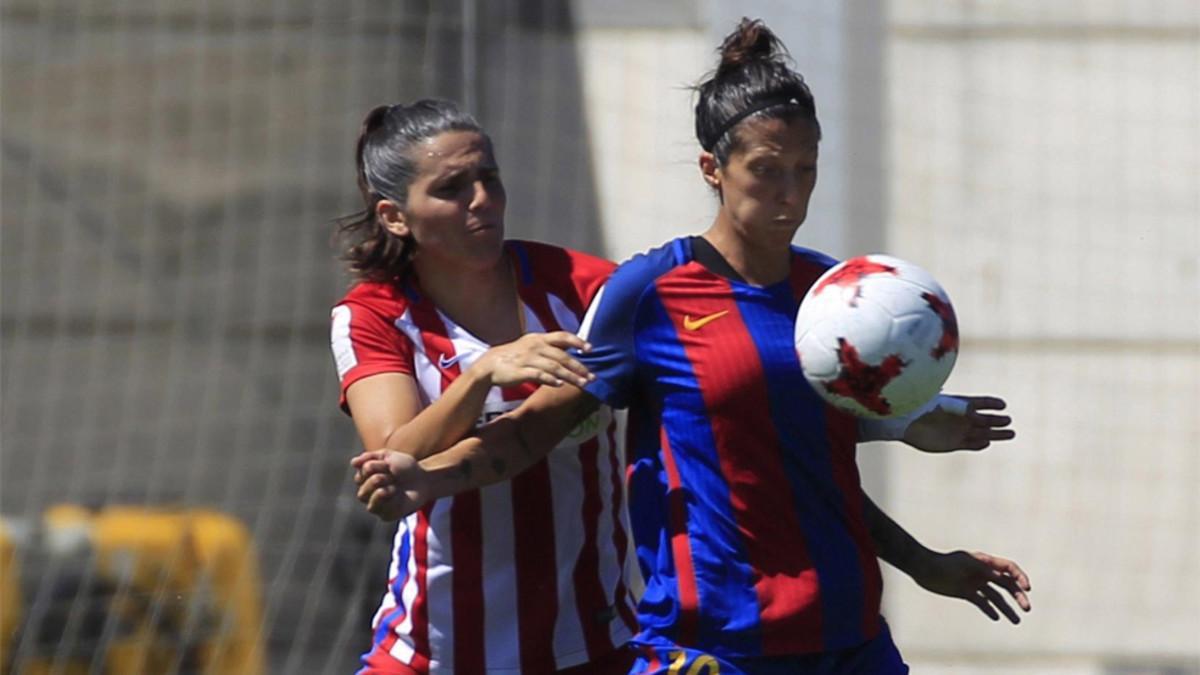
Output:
[859,394,1015,452]
[863,495,1032,623]
[353,381,601,520]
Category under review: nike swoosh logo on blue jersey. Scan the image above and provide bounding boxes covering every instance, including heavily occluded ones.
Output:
[438,353,467,369]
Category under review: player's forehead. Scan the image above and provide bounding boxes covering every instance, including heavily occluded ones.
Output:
[734,117,819,159]
[413,130,496,178]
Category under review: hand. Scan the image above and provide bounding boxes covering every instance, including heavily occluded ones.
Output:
[350,450,430,521]
[902,395,1014,452]
[911,550,1032,623]
[473,332,594,389]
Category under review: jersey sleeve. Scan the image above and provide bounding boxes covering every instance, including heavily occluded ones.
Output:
[330,300,414,412]
[577,255,660,409]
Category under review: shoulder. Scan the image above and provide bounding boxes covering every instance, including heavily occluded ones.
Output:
[333,280,413,317]
[508,240,617,311]
[579,238,690,324]
[790,245,840,272]
[607,238,691,293]
[509,240,615,281]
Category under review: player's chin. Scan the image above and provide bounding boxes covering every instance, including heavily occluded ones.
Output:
[458,228,506,263]
[471,226,506,252]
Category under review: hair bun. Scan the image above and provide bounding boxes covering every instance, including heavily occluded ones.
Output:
[716,18,786,75]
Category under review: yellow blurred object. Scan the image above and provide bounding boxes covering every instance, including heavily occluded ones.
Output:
[1,518,21,670]
[93,507,266,675]
[3,506,265,675]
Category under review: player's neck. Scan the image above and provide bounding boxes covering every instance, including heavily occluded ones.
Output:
[415,256,524,344]
[702,218,792,287]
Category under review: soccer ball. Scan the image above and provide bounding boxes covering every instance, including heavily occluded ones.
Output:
[794,255,959,419]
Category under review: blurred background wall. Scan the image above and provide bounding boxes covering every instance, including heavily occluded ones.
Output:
[2,0,1197,673]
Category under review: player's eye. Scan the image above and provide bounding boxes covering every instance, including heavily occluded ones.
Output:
[433,177,467,196]
[750,163,781,177]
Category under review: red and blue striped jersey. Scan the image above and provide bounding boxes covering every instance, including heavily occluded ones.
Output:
[578,237,882,659]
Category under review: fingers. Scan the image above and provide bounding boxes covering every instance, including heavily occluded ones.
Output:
[541,331,592,353]
[967,407,1016,445]
[972,412,1012,429]
[972,551,1033,611]
[352,450,390,485]
[350,449,388,469]
[965,396,1007,412]
[980,585,1021,624]
[530,352,593,388]
[966,591,1001,621]
[959,428,1014,450]
[491,333,596,387]
[994,574,1032,613]
[519,361,584,388]
[356,470,395,503]
[366,486,401,521]
[940,395,1009,421]
[538,334,594,385]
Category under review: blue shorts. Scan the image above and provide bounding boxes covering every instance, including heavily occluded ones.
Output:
[630,620,908,675]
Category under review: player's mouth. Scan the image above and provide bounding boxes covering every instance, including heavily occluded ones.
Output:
[466,220,499,234]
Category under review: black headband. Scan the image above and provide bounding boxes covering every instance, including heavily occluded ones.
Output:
[702,94,802,151]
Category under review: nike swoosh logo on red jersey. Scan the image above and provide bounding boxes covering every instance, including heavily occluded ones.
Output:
[438,353,467,370]
[683,310,729,331]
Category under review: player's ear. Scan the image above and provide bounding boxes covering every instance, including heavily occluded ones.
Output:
[699,151,721,190]
[700,151,715,184]
[376,199,409,238]
[699,152,724,203]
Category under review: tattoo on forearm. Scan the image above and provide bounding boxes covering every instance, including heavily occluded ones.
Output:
[490,457,507,476]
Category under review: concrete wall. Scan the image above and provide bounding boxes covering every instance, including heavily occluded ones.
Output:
[882,2,1199,672]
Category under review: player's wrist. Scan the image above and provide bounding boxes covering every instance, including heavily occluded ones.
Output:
[902,545,941,582]
[417,460,460,504]
[462,356,499,389]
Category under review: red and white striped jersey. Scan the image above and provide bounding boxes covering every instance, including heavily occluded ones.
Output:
[330,241,636,673]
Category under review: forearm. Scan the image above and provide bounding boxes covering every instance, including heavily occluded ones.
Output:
[863,494,933,577]
[416,416,547,500]
[385,365,494,460]
[415,384,601,500]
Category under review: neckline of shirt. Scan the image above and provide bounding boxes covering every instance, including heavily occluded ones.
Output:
[686,236,794,294]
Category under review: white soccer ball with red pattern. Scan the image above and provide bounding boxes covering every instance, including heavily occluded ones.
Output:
[794,255,959,419]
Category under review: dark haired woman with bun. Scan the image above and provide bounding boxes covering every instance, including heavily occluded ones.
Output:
[353,21,1031,674]
[331,99,637,673]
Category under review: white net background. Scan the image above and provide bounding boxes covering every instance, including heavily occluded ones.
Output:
[2,1,604,672]
[2,1,1198,674]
